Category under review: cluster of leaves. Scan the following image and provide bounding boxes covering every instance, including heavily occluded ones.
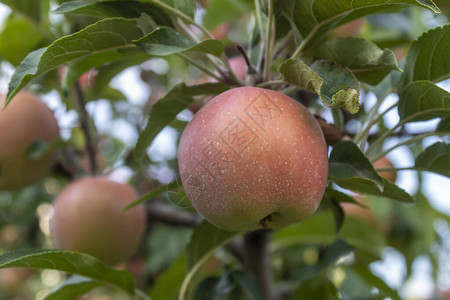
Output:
[0,0,449,299]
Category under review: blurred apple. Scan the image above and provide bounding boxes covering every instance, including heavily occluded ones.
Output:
[50,176,146,266]
[0,91,59,190]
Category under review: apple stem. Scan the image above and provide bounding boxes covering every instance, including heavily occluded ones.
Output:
[74,81,98,175]
[244,229,274,300]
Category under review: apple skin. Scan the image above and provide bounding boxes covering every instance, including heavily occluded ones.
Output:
[0,91,59,190]
[178,87,328,231]
[50,176,146,266]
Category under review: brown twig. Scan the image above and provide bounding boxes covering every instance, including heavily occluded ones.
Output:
[244,229,274,300]
[73,81,98,174]
[145,202,202,227]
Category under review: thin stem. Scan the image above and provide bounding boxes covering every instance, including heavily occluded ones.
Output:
[263,0,274,81]
[133,289,152,300]
[254,0,266,71]
[365,108,447,155]
[370,132,448,162]
[244,230,273,300]
[358,102,397,152]
[176,53,222,82]
[354,98,396,144]
[290,25,321,59]
[74,81,98,175]
[256,80,287,88]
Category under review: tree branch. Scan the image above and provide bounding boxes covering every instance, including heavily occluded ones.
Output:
[244,229,274,300]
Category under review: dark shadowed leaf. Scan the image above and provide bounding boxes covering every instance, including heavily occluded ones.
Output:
[398,80,450,122]
[415,142,450,177]
[134,82,229,161]
[53,0,173,27]
[292,238,354,283]
[280,59,360,113]
[5,16,155,105]
[230,270,262,300]
[62,49,150,91]
[294,274,340,300]
[436,117,450,132]
[43,276,103,300]
[0,249,135,294]
[135,27,224,57]
[329,141,384,192]
[313,37,401,85]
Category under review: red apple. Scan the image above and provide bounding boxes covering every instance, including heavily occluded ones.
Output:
[0,91,59,190]
[178,87,328,231]
[50,176,146,266]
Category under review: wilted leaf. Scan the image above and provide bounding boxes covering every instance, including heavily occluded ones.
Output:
[415,142,450,177]
[313,37,401,85]
[0,249,135,294]
[280,59,360,113]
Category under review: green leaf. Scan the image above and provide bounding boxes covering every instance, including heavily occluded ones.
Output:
[398,80,450,122]
[5,16,155,105]
[0,13,43,66]
[124,181,180,211]
[53,0,173,27]
[313,37,401,85]
[415,142,450,177]
[352,266,401,300]
[62,48,149,89]
[174,0,196,19]
[291,238,354,283]
[149,255,186,300]
[230,270,262,300]
[202,0,252,30]
[135,27,224,57]
[0,249,135,294]
[0,0,43,23]
[134,82,229,161]
[436,117,450,132]
[280,58,360,113]
[276,0,439,52]
[399,24,450,91]
[180,221,239,300]
[329,141,384,192]
[43,275,102,300]
[294,274,340,300]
